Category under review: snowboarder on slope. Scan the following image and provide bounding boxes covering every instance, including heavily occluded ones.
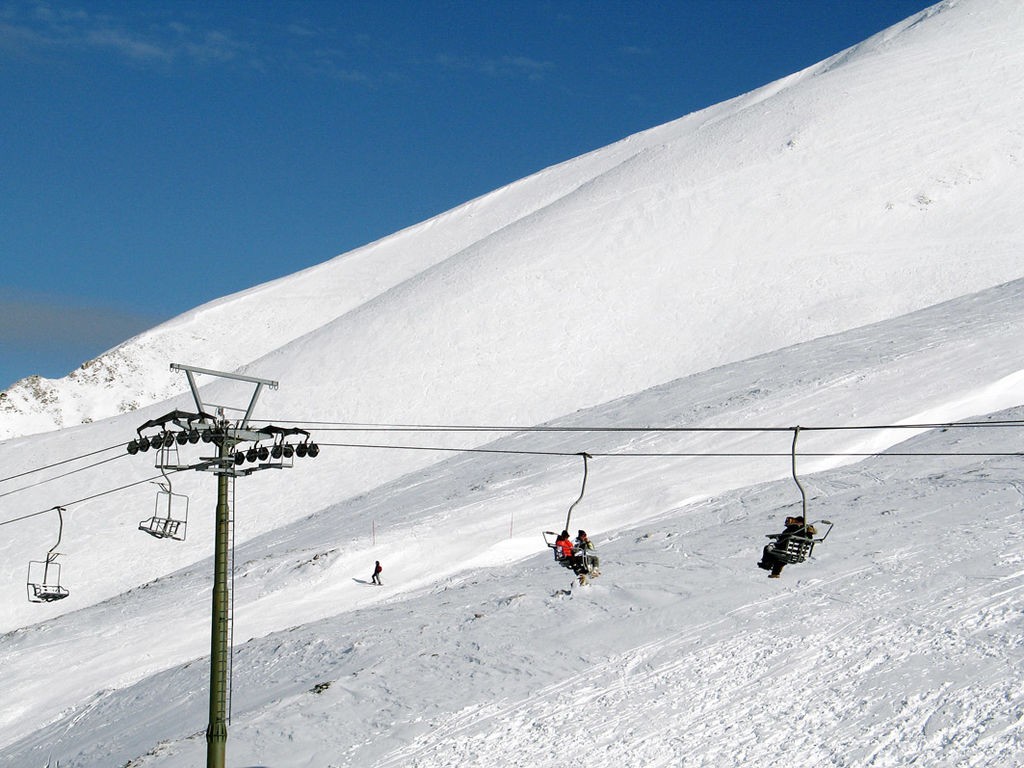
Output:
[371,560,383,585]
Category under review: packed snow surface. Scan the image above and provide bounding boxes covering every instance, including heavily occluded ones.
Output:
[2,0,1024,766]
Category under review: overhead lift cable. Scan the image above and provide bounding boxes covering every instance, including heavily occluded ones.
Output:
[3,418,1022,528]
[0,453,130,501]
[0,441,130,484]
[318,441,1024,459]
[253,417,1024,434]
[0,467,191,528]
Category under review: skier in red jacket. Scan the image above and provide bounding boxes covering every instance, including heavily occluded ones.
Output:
[554,530,575,561]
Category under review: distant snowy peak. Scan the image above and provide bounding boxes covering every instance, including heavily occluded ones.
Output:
[0,119,682,441]
[3,0,1022,442]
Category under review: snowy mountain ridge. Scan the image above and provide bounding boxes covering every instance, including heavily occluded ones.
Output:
[4,0,1023,441]
[2,0,1024,765]
[0,96,717,440]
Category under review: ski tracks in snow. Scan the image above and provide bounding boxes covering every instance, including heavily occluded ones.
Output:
[371,519,1024,768]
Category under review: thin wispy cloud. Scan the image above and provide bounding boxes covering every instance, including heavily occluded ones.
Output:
[3,2,552,89]
[84,26,172,62]
[0,1,246,68]
[436,52,555,81]
[620,45,653,57]
[302,46,376,85]
[285,22,318,38]
[502,55,554,80]
[181,29,245,64]
[0,0,389,87]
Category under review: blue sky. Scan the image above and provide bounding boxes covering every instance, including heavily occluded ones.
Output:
[0,0,932,390]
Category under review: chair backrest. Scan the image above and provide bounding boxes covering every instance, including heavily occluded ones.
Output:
[139,516,185,540]
[774,536,814,563]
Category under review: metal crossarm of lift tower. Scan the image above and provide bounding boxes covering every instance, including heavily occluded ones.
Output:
[171,362,277,428]
[125,364,319,476]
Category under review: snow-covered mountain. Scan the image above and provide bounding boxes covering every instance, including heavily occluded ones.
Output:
[3,0,1023,441]
[2,0,1024,765]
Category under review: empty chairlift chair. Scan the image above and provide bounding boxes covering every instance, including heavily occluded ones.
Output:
[27,506,70,603]
[139,481,188,541]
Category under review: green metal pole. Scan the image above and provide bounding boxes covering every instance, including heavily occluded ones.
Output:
[206,433,231,768]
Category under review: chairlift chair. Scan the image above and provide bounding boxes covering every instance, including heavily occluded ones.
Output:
[765,519,834,564]
[542,530,599,581]
[542,530,572,564]
[27,507,70,603]
[27,557,69,602]
[542,453,599,584]
[139,481,188,541]
[763,426,836,568]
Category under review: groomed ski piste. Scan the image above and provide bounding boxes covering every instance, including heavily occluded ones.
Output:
[2,0,1024,765]
[3,280,1024,767]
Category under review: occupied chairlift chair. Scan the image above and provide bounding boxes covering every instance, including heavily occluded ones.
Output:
[543,452,600,584]
[27,506,70,603]
[764,427,834,565]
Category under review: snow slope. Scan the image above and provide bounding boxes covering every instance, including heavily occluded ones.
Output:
[2,0,1021,629]
[2,276,1024,767]
[2,0,1024,765]
[3,0,1023,440]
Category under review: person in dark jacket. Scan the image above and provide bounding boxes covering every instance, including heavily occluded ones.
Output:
[758,516,814,579]
[371,560,383,585]
[575,529,600,574]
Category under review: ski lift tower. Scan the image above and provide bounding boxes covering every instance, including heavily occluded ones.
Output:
[127,363,319,768]
[180,363,274,768]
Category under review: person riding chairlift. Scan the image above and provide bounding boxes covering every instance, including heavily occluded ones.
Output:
[575,529,599,574]
[554,530,575,561]
[758,516,816,579]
